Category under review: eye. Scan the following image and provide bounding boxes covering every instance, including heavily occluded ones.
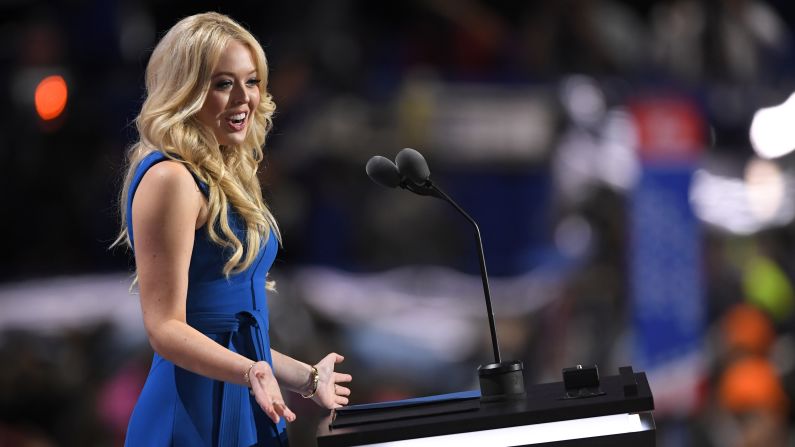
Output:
[247,78,261,87]
[214,79,233,89]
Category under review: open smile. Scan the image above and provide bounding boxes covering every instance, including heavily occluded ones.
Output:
[225,112,248,131]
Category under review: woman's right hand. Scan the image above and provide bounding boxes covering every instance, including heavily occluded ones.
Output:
[248,361,296,424]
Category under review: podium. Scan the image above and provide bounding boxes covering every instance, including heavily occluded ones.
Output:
[316,369,655,446]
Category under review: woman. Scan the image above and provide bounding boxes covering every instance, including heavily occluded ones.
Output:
[114,12,352,446]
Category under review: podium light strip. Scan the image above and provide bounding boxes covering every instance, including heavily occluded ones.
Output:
[360,413,648,446]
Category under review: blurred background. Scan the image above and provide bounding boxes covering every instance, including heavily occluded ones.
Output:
[2,0,795,445]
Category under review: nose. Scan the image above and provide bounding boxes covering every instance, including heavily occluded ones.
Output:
[231,82,249,105]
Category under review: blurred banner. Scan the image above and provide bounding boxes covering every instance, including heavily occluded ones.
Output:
[628,96,706,415]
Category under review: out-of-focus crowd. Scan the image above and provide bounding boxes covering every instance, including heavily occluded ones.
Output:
[1,1,795,446]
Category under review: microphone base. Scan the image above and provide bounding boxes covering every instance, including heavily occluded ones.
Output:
[478,360,525,402]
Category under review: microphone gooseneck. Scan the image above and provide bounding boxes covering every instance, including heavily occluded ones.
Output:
[427,183,502,365]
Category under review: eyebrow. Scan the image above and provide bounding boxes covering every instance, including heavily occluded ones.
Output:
[212,70,258,78]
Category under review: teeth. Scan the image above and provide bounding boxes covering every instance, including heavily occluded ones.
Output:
[229,112,246,121]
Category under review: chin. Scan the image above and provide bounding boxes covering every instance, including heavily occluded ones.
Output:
[219,134,247,147]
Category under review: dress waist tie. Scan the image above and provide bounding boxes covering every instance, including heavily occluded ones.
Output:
[187,310,277,447]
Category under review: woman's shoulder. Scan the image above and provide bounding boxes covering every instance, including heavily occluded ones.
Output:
[139,159,202,196]
[132,157,207,230]
[135,151,210,197]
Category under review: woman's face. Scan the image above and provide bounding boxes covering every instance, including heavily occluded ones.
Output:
[197,40,261,147]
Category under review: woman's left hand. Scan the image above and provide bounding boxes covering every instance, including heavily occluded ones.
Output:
[311,353,352,409]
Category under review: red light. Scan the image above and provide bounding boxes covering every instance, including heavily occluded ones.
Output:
[34,75,68,120]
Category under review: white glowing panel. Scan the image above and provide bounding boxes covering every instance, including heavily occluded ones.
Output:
[362,413,646,447]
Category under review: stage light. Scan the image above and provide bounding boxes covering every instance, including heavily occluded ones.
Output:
[750,92,795,159]
[34,75,68,120]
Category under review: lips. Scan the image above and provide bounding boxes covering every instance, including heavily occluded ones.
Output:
[225,111,248,132]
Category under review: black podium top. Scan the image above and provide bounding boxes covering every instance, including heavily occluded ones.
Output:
[317,372,654,447]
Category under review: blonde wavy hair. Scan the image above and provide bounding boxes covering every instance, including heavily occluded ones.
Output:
[114,12,280,280]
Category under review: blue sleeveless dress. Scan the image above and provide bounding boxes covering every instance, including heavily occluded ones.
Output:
[124,151,288,447]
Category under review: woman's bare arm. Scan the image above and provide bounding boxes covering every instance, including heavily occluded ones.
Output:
[271,349,352,408]
[132,160,294,422]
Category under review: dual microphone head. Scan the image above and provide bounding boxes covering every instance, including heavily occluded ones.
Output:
[365,148,436,196]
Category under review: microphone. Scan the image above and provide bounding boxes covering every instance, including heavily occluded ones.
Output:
[395,148,430,185]
[365,151,438,197]
[366,148,525,402]
[365,156,402,189]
